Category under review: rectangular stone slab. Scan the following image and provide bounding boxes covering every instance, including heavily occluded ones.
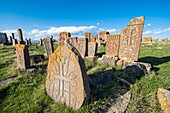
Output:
[119,16,144,62]
[106,34,120,56]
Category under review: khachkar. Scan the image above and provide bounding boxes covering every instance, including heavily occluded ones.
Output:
[17,29,25,44]
[58,32,71,45]
[15,44,30,71]
[119,16,144,62]
[46,40,90,110]
[42,37,54,56]
[106,34,120,56]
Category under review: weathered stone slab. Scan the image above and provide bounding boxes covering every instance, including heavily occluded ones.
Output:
[15,44,30,71]
[85,32,91,41]
[42,37,54,56]
[119,16,144,62]
[106,34,120,56]
[77,38,88,58]
[46,44,90,109]
[29,54,45,64]
[69,37,78,47]
[58,32,71,45]
[99,31,109,42]
[98,55,118,66]
[17,29,25,44]
[157,88,170,113]
[88,42,97,57]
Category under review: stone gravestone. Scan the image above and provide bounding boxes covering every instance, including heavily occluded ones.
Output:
[58,32,71,45]
[15,44,30,70]
[84,32,91,41]
[46,43,90,110]
[10,36,12,44]
[25,38,29,45]
[88,42,98,57]
[106,34,120,56]
[69,37,78,47]
[17,29,25,44]
[42,37,54,56]
[119,16,144,62]
[99,31,109,42]
[4,33,9,44]
[77,38,88,58]
[29,38,31,45]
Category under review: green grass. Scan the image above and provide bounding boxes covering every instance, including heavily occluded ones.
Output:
[0,42,170,113]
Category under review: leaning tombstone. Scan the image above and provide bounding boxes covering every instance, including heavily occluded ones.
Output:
[15,44,30,71]
[39,38,43,46]
[119,16,144,62]
[42,37,54,56]
[46,39,90,110]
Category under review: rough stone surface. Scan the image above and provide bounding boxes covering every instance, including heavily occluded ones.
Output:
[88,42,97,57]
[98,55,118,66]
[99,31,109,42]
[17,29,25,44]
[43,37,54,56]
[46,44,90,110]
[123,61,152,77]
[77,38,88,58]
[58,32,71,45]
[84,32,91,41]
[157,88,170,113]
[119,16,144,62]
[107,91,131,113]
[15,44,30,71]
[106,34,120,56]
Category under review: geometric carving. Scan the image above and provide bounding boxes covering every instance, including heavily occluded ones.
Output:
[46,44,90,109]
[119,16,144,62]
[106,34,120,56]
[15,44,30,70]
[42,37,54,56]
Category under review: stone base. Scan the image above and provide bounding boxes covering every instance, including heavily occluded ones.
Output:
[97,55,118,66]
[30,54,45,64]
[85,56,98,62]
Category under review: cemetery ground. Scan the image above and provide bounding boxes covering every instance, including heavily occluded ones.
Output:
[0,42,170,113]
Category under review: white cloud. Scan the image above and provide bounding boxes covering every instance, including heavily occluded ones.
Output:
[107,28,117,33]
[97,22,100,26]
[154,28,170,34]
[147,23,151,26]
[143,30,153,34]
[0,29,17,36]
[143,28,170,35]
[28,25,97,38]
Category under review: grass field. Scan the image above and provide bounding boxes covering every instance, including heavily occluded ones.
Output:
[0,42,170,113]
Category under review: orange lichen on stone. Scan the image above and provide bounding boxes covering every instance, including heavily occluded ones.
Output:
[157,88,170,113]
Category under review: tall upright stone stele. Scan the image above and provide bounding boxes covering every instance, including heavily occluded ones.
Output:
[42,37,54,56]
[119,16,144,62]
[46,42,90,110]
[17,29,25,44]
[106,34,120,56]
[15,44,30,70]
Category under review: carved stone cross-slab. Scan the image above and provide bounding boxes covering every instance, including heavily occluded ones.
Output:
[46,44,90,109]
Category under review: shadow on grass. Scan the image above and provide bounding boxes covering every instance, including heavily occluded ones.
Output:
[139,56,170,72]
[139,56,170,66]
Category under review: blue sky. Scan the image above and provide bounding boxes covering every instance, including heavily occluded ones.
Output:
[0,0,170,41]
